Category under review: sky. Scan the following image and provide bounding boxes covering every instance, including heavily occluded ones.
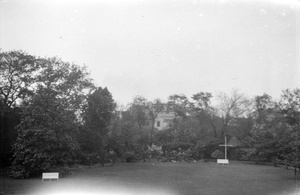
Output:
[0,0,299,105]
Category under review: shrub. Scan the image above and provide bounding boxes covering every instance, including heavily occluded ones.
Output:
[211,150,225,159]
[195,138,222,159]
[239,148,257,161]
[146,144,163,159]
[162,142,194,154]
[122,152,136,162]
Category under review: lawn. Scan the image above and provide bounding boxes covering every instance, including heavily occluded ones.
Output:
[1,161,300,195]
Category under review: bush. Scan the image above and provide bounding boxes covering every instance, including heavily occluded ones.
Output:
[211,150,225,159]
[239,148,257,161]
[162,142,194,154]
[122,152,136,162]
[146,144,163,159]
[195,138,222,159]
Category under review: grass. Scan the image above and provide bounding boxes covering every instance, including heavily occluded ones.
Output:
[1,160,300,195]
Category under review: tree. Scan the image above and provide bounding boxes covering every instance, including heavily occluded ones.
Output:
[145,99,164,146]
[0,105,21,167]
[251,94,274,132]
[167,94,190,119]
[80,87,116,165]
[278,89,300,175]
[279,89,300,127]
[35,57,94,115]
[127,96,150,160]
[114,110,139,153]
[0,50,37,167]
[167,94,191,143]
[216,89,251,138]
[190,92,219,138]
[243,91,300,172]
[9,87,79,178]
[8,54,95,177]
[129,96,148,133]
[0,50,37,109]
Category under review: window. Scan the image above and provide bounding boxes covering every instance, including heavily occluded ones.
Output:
[156,121,160,127]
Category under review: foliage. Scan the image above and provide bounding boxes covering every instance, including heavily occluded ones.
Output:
[277,90,300,174]
[167,94,190,119]
[145,99,165,145]
[243,89,300,175]
[190,92,218,138]
[106,109,141,156]
[9,87,79,178]
[0,50,38,168]
[122,151,137,162]
[7,54,94,178]
[278,89,300,127]
[129,96,148,130]
[80,87,116,155]
[36,57,94,115]
[227,117,253,140]
[153,128,174,144]
[5,48,300,178]
[216,89,252,138]
[0,107,21,167]
[211,150,225,159]
[239,148,257,161]
[195,138,222,159]
[146,144,163,153]
[162,142,194,153]
[0,50,37,109]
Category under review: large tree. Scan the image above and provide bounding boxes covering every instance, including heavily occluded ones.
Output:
[129,96,148,133]
[0,51,37,167]
[278,89,300,175]
[9,87,80,178]
[167,94,190,119]
[216,89,251,138]
[190,92,219,138]
[127,96,149,160]
[243,90,300,173]
[167,94,191,143]
[8,54,94,177]
[145,99,164,146]
[35,57,94,115]
[81,87,116,160]
[0,50,37,109]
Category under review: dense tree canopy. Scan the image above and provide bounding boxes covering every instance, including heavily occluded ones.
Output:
[9,87,80,178]
[0,51,37,110]
[80,87,116,155]
[1,51,96,177]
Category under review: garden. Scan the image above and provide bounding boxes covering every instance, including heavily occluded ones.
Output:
[1,51,300,195]
[1,160,299,195]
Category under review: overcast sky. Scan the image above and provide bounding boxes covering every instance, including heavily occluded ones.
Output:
[1,0,299,105]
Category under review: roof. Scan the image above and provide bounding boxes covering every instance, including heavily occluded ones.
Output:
[227,137,244,147]
[157,112,175,120]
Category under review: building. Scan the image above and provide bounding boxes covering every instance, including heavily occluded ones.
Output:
[152,112,175,130]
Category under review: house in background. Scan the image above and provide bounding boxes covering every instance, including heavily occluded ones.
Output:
[153,112,175,130]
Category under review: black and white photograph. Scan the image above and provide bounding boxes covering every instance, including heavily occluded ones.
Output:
[0,0,299,194]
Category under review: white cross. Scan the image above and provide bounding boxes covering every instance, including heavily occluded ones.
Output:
[219,136,233,159]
